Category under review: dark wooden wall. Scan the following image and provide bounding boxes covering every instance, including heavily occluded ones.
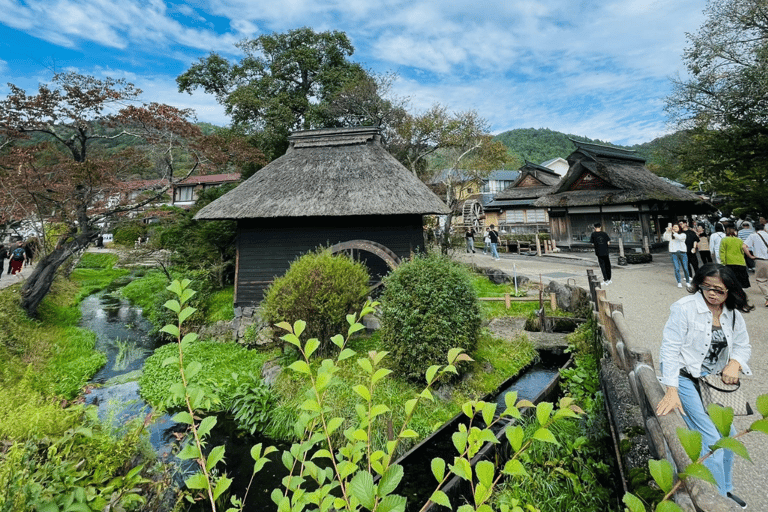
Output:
[235,215,426,307]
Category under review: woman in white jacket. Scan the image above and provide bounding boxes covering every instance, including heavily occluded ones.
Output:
[663,223,691,287]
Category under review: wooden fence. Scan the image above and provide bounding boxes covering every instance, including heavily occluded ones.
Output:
[587,269,742,511]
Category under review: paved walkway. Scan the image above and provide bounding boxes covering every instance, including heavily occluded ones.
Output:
[0,262,35,291]
[454,249,768,510]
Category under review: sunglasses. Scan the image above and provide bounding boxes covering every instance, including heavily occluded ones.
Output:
[700,285,728,296]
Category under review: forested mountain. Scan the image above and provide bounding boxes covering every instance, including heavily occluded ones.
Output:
[494,127,681,180]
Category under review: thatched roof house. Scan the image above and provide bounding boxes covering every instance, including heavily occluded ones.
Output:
[196,126,449,307]
[533,140,709,248]
[484,161,562,234]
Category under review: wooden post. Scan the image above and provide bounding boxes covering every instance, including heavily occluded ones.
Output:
[618,237,625,258]
[505,293,511,309]
[550,292,556,311]
[535,234,542,256]
[643,235,650,254]
[551,238,557,252]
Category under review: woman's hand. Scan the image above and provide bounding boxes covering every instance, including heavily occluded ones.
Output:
[722,360,741,385]
[656,387,685,416]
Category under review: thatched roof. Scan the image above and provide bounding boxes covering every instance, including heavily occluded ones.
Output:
[534,140,704,207]
[194,127,449,220]
[490,161,561,202]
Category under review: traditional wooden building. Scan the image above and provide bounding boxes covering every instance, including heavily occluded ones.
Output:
[535,140,709,249]
[194,127,449,307]
[484,161,561,235]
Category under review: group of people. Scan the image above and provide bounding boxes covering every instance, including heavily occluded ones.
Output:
[664,217,768,308]
[464,225,501,260]
[0,240,34,279]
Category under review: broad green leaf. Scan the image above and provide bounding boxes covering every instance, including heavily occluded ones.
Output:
[160,325,180,338]
[353,384,371,402]
[305,338,320,359]
[275,321,292,333]
[536,402,553,426]
[450,457,472,481]
[371,404,390,418]
[452,430,468,454]
[461,401,475,418]
[431,458,446,482]
[338,348,356,361]
[178,306,195,324]
[656,499,685,512]
[289,360,311,375]
[177,443,202,460]
[447,347,464,364]
[331,334,345,348]
[281,333,300,347]
[756,394,768,418]
[185,361,203,380]
[475,460,494,489]
[420,388,434,401]
[172,411,193,425]
[676,427,702,463]
[300,398,320,412]
[348,322,365,335]
[162,356,177,367]
[502,459,528,477]
[378,464,403,496]
[353,429,368,442]
[405,398,418,417]
[474,482,493,506]
[350,470,376,508]
[482,402,497,426]
[426,365,440,384]
[532,428,558,445]
[372,368,392,385]
[166,280,182,296]
[293,319,306,337]
[377,494,406,512]
[622,492,646,512]
[315,371,332,391]
[205,445,224,473]
[164,299,181,313]
[346,313,356,326]
[429,490,451,509]
[680,462,717,486]
[358,358,373,374]
[503,391,518,412]
[506,425,524,452]
[181,332,198,346]
[312,449,333,460]
[712,437,750,461]
[213,475,232,501]
[706,403,733,437]
[185,472,208,490]
[326,417,344,435]
[648,459,674,493]
[749,418,768,434]
[197,416,217,439]
[399,429,418,438]
[517,399,535,409]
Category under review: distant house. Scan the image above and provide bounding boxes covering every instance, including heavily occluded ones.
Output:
[535,140,709,249]
[484,161,561,234]
[540,157,569,176]
[194,127,449,307]
[172,173,241,208]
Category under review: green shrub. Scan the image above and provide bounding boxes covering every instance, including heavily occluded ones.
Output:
[230,374,278,434]
[625,252,653,264]
[111,220,148,246]
[379,253,481,381]
[261,249,370,354]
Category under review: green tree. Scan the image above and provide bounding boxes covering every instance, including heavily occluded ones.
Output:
[665,0,768,213]
[177,27,368,159]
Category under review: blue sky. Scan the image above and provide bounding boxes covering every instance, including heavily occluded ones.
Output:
[0,0,706,145]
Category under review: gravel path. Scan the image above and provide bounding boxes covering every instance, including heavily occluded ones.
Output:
[455,249,768,509]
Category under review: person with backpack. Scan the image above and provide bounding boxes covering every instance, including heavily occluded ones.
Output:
[9,241,26,276]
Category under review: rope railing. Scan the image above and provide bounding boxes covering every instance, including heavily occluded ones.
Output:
[586,270,741,512]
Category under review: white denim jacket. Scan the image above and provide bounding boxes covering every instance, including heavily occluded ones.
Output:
[659,292,751,388]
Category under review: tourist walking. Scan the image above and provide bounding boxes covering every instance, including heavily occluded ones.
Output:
[590,223,612,285]
[720,226,752,289]
[656,263,753,509]
[8,241,26,276]
[745,223,768,307]
[465,227,476,254]
[738,221,756,272]
[483,228,491,254]
[696,225,712,264]
[680,220,700,279]
[663,223,691,287]
[488,224,500,260]
[0,244,7,279]
[710,223,727,264]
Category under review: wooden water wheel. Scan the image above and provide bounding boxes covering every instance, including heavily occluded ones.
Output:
[328,239,401,292]
[462,199,485,232]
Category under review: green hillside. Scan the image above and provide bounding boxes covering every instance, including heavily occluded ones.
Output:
[493,127,677,176]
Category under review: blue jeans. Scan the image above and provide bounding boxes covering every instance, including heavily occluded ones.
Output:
[670,252,690,283]
[677,372,736,496]
[490,243,499,259]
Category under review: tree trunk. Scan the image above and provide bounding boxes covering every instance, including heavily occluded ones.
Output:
[20,234,93,316]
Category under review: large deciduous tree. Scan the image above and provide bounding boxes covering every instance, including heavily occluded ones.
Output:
[0,72,202,315]
[666,0,768,214]
[177,27,367,159]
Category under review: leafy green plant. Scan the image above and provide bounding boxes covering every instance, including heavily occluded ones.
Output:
[380,253,481,381]
[262,249,370,355]
[230,374,278,434]
[623,396,768,512]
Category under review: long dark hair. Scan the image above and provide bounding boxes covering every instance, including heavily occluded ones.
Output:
[690,263,754,313]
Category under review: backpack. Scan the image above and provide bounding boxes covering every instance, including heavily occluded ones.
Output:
[11,247,25,261]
